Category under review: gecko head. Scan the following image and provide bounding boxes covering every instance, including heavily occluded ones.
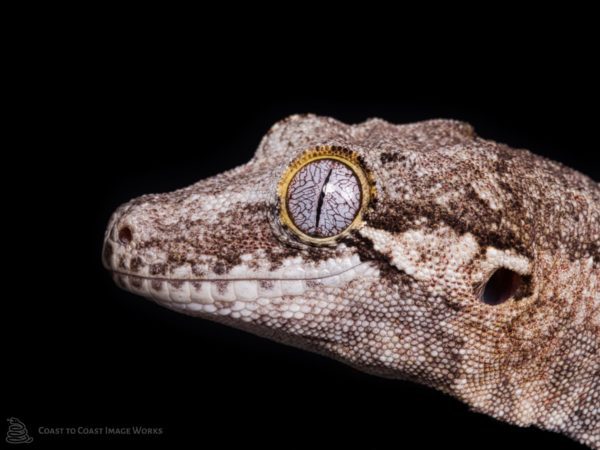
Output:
[103,114,597,415]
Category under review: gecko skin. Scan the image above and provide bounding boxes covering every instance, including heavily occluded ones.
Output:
[103,115,599,448]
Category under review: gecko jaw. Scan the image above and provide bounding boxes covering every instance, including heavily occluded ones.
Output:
[110,261,379,318]
[109,260,368,283]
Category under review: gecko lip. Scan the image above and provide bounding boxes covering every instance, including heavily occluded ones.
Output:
[109,261,377,311]
[109,262,368,282]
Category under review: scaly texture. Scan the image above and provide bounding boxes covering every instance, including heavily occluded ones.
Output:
[103,115,599,448]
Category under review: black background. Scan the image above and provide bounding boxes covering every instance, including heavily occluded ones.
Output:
[4,23,598,450]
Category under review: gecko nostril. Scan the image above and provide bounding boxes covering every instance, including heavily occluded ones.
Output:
[118,226,133,245]
[480,268,523,305]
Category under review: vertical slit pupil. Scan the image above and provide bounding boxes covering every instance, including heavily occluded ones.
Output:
[315,168,333,228]
[481,268,522,305]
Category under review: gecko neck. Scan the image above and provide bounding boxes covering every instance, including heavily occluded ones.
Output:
[532,325,599,448]
[463,322,599,448]
[492,306,598,447]
[508,253,599,448]
[530,257,600,448]
[457,253,599,449]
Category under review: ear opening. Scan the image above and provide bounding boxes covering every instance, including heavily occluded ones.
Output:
[479,268,524,305]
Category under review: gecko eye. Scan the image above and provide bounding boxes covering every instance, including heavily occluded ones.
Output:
[287,160,360,237]
[278,146,374,244]
[480,268,523,305]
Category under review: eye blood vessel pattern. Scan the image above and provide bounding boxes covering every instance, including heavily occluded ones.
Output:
[287,159,361,237]
[103,114,599,449]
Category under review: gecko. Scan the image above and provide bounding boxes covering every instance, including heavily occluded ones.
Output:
[102,115,599,448]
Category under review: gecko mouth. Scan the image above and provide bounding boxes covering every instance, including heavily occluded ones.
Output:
[110,261,376,317]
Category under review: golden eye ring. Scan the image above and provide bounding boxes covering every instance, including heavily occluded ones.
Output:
[277,146,375,245]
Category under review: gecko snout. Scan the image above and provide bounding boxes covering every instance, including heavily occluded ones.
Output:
[101,199,149,273]
[103,223,134,266]
[102,220,134,272]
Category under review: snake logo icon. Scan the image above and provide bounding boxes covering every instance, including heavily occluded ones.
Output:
[5,418,33,444]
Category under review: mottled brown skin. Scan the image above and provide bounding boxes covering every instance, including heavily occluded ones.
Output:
[104,115,599,448]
